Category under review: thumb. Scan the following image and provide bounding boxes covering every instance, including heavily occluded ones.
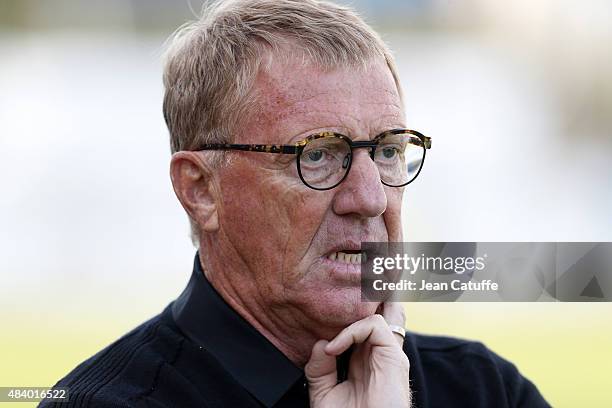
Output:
[305,340,337,403]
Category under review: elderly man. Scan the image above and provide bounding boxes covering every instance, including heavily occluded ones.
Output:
[43,0,549,407]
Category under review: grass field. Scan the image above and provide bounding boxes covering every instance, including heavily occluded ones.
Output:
[2,303,611,407]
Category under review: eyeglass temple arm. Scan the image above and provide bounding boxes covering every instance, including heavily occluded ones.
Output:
[198,143,298,154]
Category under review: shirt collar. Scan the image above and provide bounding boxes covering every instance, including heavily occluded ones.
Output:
[172,253,304,407]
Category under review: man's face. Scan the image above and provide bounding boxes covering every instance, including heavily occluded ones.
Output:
[213,56,405,334]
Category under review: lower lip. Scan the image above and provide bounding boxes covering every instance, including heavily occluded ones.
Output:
[320,256,363,284]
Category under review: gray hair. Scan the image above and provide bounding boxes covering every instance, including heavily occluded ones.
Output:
[162,0,402,246]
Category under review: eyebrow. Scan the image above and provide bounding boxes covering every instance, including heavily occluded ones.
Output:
[286,126,350,143]
[289,123,408,143]
[196,128,432,153]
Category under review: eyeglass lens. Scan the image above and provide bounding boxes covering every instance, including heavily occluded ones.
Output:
[298,132,425,190]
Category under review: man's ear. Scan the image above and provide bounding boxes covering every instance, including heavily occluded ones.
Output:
[170,151,219,233]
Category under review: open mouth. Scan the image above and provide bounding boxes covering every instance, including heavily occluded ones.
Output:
[326,250,366,264]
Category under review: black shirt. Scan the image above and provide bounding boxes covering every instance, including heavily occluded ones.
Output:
[41,255,550,407]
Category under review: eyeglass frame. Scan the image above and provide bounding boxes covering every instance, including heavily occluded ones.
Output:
[195,128,432,191]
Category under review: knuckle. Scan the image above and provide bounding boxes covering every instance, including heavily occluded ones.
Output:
[370,313,386,326]
[304,361,315,377]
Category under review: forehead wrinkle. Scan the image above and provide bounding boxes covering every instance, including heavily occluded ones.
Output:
[254,64,334,112]
[272,90,402,127]
[249,89,336,140]
[251,98,403,144]
[254,65,392,119]
[267,109,362,142]
[244,59,402,145]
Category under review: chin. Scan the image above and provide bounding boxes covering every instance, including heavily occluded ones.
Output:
[299,287,380,333]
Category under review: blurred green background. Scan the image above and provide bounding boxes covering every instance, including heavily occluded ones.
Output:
[3,304,611,407]
[1,0,611,407]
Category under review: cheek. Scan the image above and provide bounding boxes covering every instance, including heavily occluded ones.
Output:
[217,166,288,282]
[273,185,331,276]
[219,164,329,276]
[220,168,269,234]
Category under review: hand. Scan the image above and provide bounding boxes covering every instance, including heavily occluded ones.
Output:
[305,302,411,407]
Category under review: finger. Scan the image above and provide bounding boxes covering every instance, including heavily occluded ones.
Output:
[325,314,395,356]
[305,340,337,402]
[380,302,406,347]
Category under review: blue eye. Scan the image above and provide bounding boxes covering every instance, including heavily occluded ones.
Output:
[307,150,324,162]
[382,147,397,159]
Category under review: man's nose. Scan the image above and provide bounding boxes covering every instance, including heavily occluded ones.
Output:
[332,149,387,217]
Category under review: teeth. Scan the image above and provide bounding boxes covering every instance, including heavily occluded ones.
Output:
[327,251,362,264]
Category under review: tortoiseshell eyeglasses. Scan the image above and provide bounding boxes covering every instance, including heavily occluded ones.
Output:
[197,129,432,191]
